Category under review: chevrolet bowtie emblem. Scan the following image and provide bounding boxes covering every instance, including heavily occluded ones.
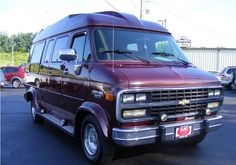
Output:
[179,99,190,106]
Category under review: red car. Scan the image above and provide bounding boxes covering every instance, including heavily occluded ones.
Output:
[0,66,25,88]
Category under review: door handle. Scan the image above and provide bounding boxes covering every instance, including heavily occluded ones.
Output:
[63,68,68,75]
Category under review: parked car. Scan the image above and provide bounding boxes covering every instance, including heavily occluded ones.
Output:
[220,66,236,89]
[0,66,25,88]
[231,70,236,90]
[24,11,223,164]
[0,69,6,87]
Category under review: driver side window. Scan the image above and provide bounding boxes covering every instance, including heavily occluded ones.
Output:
[72,34,86,63]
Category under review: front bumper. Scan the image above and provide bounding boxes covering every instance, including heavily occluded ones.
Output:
[112,115,222,146]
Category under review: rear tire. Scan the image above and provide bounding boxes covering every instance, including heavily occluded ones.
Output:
[179,134,206,146]
[30,101,44,123]
[12,79,21,88]
[81,115,114,164]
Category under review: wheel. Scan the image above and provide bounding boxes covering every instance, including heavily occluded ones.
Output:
[12,79,21,88]
[179,134,206,146]
[30,101,44,123]
[81,115,114,164]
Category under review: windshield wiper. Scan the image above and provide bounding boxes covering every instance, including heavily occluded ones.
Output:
[100,49,133,55]
[100,49,150,64]
[151,52,190,65]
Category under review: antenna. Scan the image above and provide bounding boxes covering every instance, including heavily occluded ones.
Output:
[112,11,115,72]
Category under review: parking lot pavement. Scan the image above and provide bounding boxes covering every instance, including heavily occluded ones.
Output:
[1,88,236,165]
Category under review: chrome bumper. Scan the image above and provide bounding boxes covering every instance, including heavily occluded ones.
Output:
[112,115,222,146]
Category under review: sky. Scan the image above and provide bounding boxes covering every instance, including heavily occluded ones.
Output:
[0,0,236,48]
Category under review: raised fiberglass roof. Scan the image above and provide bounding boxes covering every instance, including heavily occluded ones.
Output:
[33,11,170,42]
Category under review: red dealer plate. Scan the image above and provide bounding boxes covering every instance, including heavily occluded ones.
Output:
[175,125,192,138]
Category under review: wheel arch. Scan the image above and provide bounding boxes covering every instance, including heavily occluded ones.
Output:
[75,102,110,139]
[11,76,22,84]
[24,87,35,102]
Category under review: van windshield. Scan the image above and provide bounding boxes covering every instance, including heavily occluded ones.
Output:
[94,28,190,64]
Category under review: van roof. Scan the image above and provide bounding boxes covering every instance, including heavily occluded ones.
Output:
[33,11,170,43]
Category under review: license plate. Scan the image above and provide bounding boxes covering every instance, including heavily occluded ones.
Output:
[175,125,192,138]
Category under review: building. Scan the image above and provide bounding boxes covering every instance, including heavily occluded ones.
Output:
[183,48,236,72]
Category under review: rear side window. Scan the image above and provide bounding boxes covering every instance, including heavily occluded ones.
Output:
[52,36,68,62]
[31,42,45,63]
[44,40,54,63]
[1,67,18,73]
[11,67,19,72]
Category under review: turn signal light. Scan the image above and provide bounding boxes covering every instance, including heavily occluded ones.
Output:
[105,92,114,101]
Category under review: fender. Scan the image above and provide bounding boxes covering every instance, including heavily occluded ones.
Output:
[10,76,23,83]
[76,101,110,138]
[24,87,40,111]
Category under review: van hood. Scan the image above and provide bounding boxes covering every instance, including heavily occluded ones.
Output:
[116,64,219,88]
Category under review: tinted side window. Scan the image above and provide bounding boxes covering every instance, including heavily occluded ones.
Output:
[44,40,54,63]
[31,42,45,63]
[52,36,68,62]
[227,69,233,74]
[12,67,19,72]
[72,35,86,62]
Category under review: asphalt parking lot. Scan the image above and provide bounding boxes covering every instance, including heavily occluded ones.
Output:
[1,87,236,165]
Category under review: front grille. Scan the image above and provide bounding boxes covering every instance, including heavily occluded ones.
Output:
[150,102,207,117]
[151,88,209,102]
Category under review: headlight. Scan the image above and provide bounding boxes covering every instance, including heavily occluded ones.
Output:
[136,93,147,102]
[208,89,221,97]
[214,89,221,96]
[123,109,146,118]
[208,90,214,97]
[207,102,220,109]
[122,94,135,103]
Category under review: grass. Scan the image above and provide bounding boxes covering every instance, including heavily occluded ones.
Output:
[0,52,29,66]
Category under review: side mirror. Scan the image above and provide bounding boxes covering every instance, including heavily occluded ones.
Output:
[59,49,77,62]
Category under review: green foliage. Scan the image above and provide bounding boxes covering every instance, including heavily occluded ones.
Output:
[0,32,33,66]
[0,32,35,53]
[0,32,10,52]
[0,52,29,66]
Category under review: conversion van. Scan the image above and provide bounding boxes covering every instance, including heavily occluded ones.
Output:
[24,11,223,164]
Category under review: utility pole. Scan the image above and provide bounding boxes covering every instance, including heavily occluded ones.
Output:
[10,37,14,66]
[140,0,143,19]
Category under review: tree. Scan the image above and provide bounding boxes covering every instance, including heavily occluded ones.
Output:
[0,32,10,52]
[0,32,35,53]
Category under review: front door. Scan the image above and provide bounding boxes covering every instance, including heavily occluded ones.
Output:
[61,32,92,125]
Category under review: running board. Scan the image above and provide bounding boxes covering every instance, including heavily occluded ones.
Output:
[39,113,75,136]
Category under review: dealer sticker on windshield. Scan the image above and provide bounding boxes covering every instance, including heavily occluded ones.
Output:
[175,125,192,138]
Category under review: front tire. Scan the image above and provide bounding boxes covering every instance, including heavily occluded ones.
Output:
[81,115,114,164]
[12,79,21,88]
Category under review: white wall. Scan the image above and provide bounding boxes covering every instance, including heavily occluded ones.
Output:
[183,48,236,72]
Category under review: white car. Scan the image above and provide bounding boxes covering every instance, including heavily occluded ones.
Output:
[220,66,236,89]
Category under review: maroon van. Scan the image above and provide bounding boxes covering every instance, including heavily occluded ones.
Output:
[24,11,223,164]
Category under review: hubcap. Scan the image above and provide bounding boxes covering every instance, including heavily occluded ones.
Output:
[83,123,98,156]
[13,80,20,88]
